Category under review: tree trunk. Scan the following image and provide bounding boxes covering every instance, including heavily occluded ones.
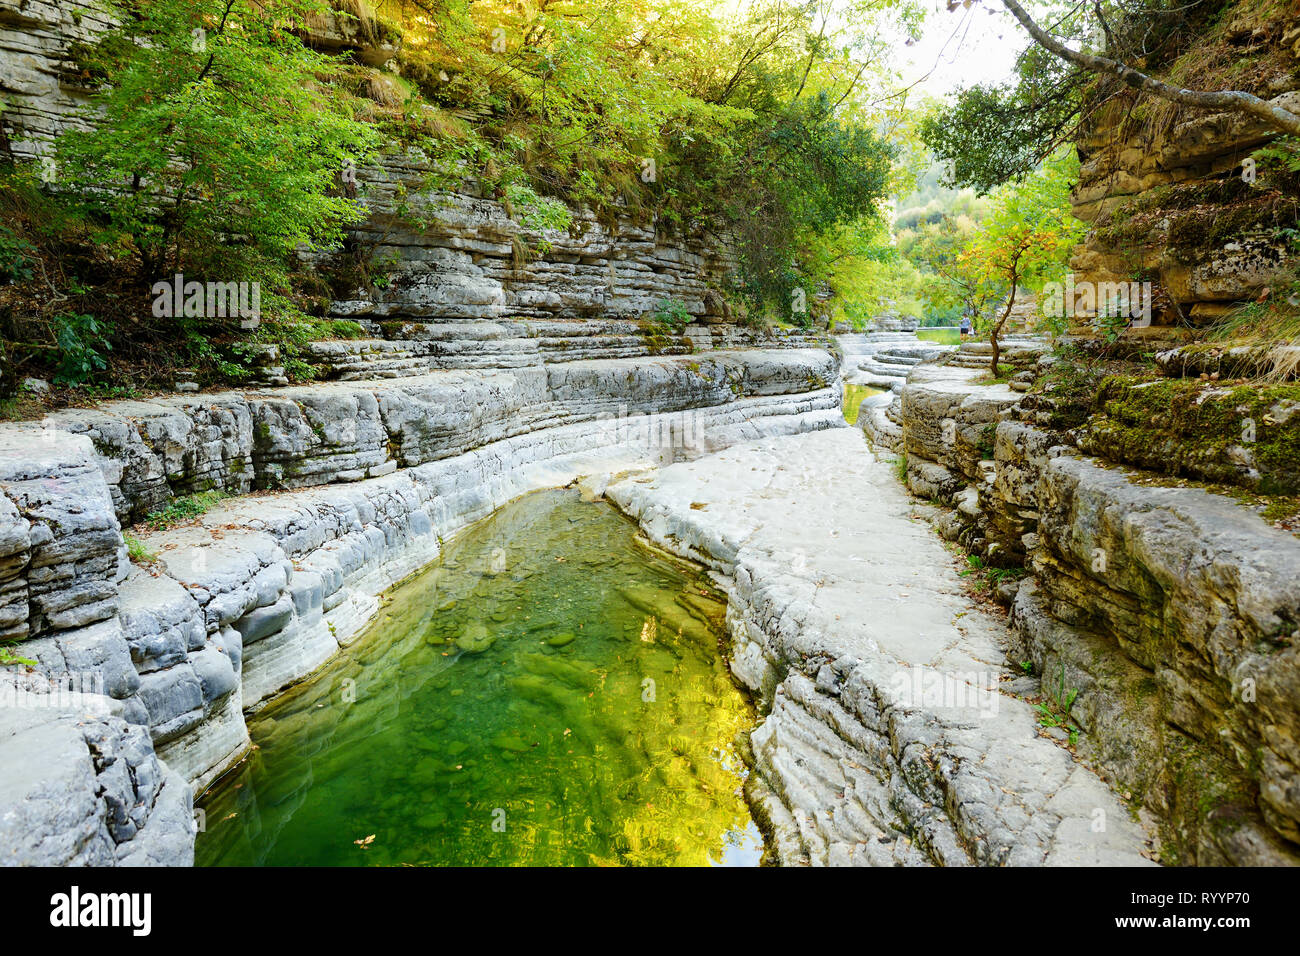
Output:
[990,288,1017,376]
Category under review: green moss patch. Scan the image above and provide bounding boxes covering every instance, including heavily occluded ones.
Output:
[1079,377,1300,495]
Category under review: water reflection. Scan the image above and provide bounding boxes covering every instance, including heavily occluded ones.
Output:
[197,489,761,867]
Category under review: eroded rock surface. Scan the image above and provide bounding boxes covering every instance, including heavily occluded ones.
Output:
[0,348,839,865]
[0,691,192,867]
[883,340,1300,865]
[608,428,1155,866]
[32,350,837,525]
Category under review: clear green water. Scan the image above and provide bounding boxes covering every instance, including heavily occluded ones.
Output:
[916,327,962,346]
[843,383,885,425]
[195,489,761,867]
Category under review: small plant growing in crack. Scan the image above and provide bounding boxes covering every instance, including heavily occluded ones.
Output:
[959,555,1025,594]
[138,490,229,532]
[0,641,36,668]
[892,452,907,484]
[1034,663,1082,747]
[124,532,158,565]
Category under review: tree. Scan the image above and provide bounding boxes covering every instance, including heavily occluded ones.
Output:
[956,148,1085,372]
[920,39,1087,194]
[999,0,1300,137]
[808,220,923,328]
[55,0,379,293]
[924,1,1300,193]
[898,215,995,324]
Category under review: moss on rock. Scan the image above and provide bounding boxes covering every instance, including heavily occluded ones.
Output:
[1077,377,1300,494]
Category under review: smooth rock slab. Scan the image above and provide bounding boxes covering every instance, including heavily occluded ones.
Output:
[607,427,1154,866]
[0,701,193,866]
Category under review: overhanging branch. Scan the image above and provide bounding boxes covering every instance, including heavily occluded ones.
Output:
[999,0,1300,137]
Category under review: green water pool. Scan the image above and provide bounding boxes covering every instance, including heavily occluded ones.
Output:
[916,327,962,346]
[843,383,885,425]
[195,488,761,867]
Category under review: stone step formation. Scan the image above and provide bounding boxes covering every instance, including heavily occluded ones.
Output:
[861,340,1300,866]
[0,346,845,865]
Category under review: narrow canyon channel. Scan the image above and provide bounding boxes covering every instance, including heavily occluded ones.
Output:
[842,383,885,425]
[195,489,762,867]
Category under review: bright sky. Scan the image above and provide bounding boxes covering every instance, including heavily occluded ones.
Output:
[900,1,1027,98]
[718,0,1030,100]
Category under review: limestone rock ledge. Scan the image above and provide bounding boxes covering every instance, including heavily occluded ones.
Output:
[0,349,840,865]
[0,695,193,867]
[607,429,1155,866]
[891,348,1300,866]
[31,349,837,525]
[1010,456,1300,865]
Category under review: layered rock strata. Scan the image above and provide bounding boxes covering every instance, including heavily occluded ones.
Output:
[606,428,1155,866]
[33,350,835,525]
[1070,6,1300,326]
[869,343,1300,865]
[0,349,840,865]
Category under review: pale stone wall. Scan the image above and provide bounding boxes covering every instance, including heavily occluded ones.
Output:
[866,347,1300,865]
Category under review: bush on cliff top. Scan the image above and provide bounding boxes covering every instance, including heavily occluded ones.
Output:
[1,0,919,392]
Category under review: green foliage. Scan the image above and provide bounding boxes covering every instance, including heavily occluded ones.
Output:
[53,312,111,384]
[921,43,1087,194]
[0,642,37,668]
[1255,136,1300,174]
[4,0,934,383]
[0,223,35,283]
[304,319,367,340]
[808,221,920,329]
[896,213,991,323]
[140,490,228,532]
[505,182,573,236]
[379,0,911,318]
[124,533,158,564]
[652,297,693,331]
[1035,664,1082,747]
[55,0,380,293]
[960,149,1086,319]
[726,92,896,320]
[893,157,992,228]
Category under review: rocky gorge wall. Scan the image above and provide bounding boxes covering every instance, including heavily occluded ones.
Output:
[0,0,806,390]
[1069,4,1300,330]
[280,158,820,385]
[0,0,107,165]
[0,348,842,866]
[863,345,1300,865]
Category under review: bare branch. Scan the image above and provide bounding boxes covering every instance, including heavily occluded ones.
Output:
[1000,0,1300,136]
